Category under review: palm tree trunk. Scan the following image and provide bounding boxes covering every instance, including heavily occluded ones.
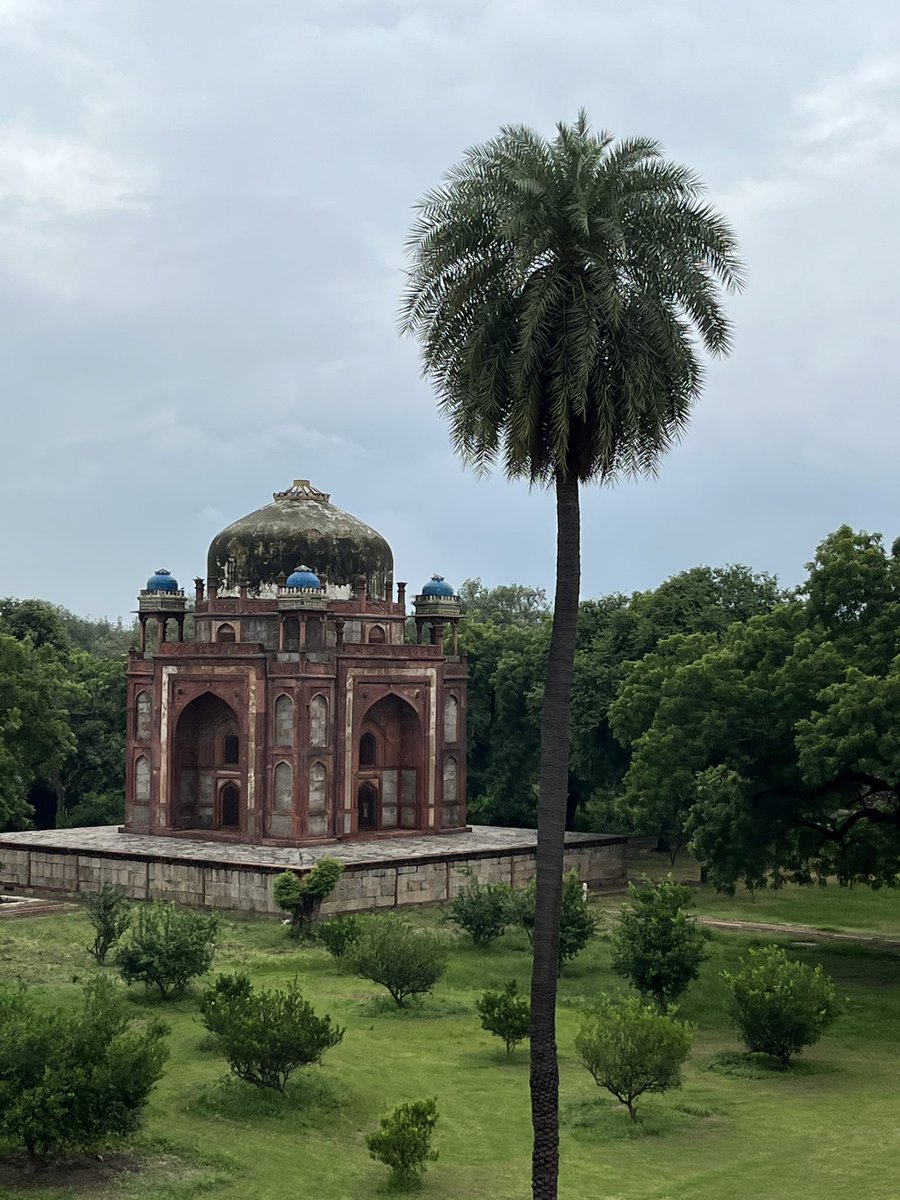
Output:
[530,470,580,1200]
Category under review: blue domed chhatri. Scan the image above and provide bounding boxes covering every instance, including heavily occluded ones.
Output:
[146,569,179,593]
[421,575,455,598]
[285,565,321,590]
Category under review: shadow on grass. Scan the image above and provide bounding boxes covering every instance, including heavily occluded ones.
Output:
[353,995,471,1020]
[561,1095,715,1140]
[186,1070,347,1125]
[705,1051,834,1079]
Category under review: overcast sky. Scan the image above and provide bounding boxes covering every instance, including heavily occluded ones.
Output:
[2,0,899,621]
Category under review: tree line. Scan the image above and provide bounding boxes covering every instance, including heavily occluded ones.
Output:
[462,523,900,891]
[4,521,900,893]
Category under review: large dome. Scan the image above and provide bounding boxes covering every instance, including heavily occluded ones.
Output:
[207,480,393,598]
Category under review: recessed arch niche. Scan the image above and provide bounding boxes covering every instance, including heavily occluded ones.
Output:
[357,693,422,832]
[173,693,241,830]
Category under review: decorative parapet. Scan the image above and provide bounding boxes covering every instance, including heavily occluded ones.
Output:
[277,589,328,612]
[137,591,187,613]
[412,595,462,618]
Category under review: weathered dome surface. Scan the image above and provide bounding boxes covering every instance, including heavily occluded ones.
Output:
[146,569,179,593]
[421,575,455,597]
[207,480,393,597]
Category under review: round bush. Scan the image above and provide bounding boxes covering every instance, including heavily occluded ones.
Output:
[722,944,839,1068]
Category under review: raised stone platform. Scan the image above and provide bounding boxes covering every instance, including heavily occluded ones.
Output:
[0,826,627,915]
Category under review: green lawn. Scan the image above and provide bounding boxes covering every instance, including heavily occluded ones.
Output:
[0,903,899,1200]
[626,845,900,937]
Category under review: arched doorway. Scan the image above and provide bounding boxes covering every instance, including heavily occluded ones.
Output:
[358,782,378,831]
[220,783,240,828]
[173,693,242,831]
[356,694,422,832]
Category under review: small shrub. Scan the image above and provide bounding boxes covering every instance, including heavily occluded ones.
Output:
[722,944,839,1068]
[446,869,512,946]
[366,1097,439,1187]
[476,979,530,1054]
[82,883,131,964]
[315,914,362,959]
[347,916,448,1007]
[574,994,694,1120]
[199,972,344,1091]
[558,870,598,970]
[273,857,344,937]
[610,876,706,1011]
[116,901,218,998]
[510,872,597,972]
[0,974,168,1165]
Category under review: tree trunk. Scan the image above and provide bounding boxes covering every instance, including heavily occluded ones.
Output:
[530,472,580,1200]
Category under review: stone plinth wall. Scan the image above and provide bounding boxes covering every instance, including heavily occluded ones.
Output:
[0,835,626,915]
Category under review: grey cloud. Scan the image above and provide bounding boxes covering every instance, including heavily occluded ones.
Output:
[1,0,900,619]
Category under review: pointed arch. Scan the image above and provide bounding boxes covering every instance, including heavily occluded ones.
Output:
[173,692,240,830]
[274,694,294,746]
[357,693,423,831]
[308,760,328,838]
[273,761,292,812]
[443,694,459,743]
[367,624,386,644]
[359,730,377,767]
[216,622,236,643]
[220,782,240,828]
[135,691,152,741]
[443,755,460,826]
[309,694,328,747]
[135,754,151,802]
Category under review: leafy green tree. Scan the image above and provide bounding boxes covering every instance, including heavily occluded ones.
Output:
[58,652,126,823]
[460,618,548,825]
[347,916,448,1007]
[458,579,550,627]
[315,914,363,959]
[402,111,740,1197]
[199,973,344,1091]
[574,995,693,1120]
[116,901,218,998]
[609,877,707,1012]
[0,974,168,1165]
[0,632,75,830]
[0,598,71,651]
[446,869,513,946]
[723,945,839,1068]
[476,979,530,1054]
[572,565,781,842]
[273,858,344,937]
[612,526,900,890]
[366,1097,439,1188]
[557,870,598,971]
[82,884,132,964]
[0,599,130,829]
[511,872,597,973]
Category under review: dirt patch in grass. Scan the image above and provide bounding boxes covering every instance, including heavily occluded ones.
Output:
[0,1149,205,1197]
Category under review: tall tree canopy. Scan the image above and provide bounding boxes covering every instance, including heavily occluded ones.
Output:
[403,111,741,1199]
[611,526,900,891]
[0,598,131,830]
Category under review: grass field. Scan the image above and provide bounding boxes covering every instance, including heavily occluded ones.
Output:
[1,887,899,1200]
[626,845,900,937]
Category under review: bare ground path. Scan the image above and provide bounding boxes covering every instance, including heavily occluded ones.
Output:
[696,915,900,949]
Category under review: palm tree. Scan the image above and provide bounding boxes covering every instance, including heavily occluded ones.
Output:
[401,112,742,1199]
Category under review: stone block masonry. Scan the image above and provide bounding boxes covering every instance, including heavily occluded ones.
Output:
[0,826,626,916]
